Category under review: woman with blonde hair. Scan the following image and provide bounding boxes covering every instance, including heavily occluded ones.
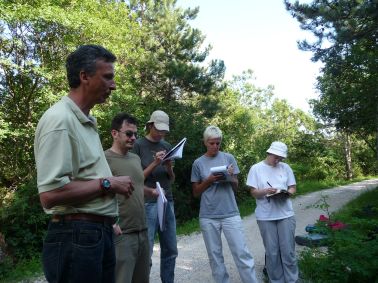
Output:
[191,125,258,283]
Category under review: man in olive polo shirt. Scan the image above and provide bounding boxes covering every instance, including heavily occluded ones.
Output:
[34,45,134,283]
[105,113,159,283]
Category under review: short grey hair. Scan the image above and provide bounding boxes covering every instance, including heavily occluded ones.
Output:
[203,125,222,141]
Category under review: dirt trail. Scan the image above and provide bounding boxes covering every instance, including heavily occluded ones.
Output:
[149,179,378,283]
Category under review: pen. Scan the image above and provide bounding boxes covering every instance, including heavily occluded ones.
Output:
[266,181,272,202]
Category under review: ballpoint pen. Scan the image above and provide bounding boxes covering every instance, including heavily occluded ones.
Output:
[267,181,272,202]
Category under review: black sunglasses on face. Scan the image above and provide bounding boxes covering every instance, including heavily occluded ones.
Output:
[117,130,138,138]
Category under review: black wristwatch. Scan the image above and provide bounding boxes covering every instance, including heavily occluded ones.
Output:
[100,178,111,194]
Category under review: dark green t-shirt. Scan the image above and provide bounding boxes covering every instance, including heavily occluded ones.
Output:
[132,137,173,202]
[104,149,147,233]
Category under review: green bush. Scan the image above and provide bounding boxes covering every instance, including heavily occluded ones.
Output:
[0,179,49,263]
[0,256,42,282]
[300,229,378,283]
[298,188,378,283]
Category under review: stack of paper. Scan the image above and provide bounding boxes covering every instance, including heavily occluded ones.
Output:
[156,182,167,231]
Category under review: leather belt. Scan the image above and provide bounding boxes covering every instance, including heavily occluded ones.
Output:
[51,213,116,225]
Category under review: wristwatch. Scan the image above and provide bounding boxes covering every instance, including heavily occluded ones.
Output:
[100,178,111,194]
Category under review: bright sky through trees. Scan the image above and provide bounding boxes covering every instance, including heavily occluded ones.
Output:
[178,0,322,112]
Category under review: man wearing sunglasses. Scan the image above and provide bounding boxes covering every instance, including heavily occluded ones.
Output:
[105,113,158,283]
[132,110,178,283]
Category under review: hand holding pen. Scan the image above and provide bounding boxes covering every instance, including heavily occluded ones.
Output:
[266,181,277,195]
[153,150,166,162]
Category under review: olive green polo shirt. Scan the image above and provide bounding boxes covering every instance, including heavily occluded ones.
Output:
[105,149,147,233]
[34,96,117,216]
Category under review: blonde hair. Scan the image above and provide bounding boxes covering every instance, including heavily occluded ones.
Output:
[203,125,222,141]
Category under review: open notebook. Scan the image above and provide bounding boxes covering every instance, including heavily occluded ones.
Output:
[162,137,187,162]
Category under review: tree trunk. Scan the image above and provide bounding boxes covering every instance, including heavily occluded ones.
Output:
[343,132,353,180]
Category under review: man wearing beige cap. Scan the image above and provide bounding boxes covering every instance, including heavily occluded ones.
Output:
[132,110,177,283]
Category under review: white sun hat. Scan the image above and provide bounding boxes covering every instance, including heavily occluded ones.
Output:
[266,141,288,158]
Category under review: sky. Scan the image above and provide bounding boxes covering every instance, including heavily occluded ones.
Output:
[178,0,322,113]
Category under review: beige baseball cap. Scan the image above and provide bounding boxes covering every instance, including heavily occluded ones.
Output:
[146,110,170,132]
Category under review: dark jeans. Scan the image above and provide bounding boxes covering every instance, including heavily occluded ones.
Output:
[42,220,115,283]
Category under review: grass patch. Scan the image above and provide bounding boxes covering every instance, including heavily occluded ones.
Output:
[296,176,372,196]
[335,187,378,221]
[239,197,256,218]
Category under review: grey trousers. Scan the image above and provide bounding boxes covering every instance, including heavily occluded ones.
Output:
[257,216,298,283]
[200,215,258,283]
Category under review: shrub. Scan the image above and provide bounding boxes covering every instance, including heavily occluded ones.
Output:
[300,228,378,283]
[298,188,378,282]
[0,179,49,263]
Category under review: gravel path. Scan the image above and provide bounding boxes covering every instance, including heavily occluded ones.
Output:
[149,179,378,283]
[29,179,378,283]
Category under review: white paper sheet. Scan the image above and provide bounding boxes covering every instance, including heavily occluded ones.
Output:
[156,182,168,231]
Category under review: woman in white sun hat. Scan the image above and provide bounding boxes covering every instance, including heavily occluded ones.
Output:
[246,141,298,283]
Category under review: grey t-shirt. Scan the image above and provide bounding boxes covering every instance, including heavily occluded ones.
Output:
[191,151,240,218]
[132,137,173,202]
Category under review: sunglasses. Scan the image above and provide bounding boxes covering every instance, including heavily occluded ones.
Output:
[117,130,138,138]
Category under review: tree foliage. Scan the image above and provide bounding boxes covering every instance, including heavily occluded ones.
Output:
[285,0,378,158]
[0,0,140,188]
[126,0,225,101]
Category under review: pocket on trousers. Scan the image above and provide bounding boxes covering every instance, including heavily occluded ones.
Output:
[114,233,125,246]
[73,227,103,248]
